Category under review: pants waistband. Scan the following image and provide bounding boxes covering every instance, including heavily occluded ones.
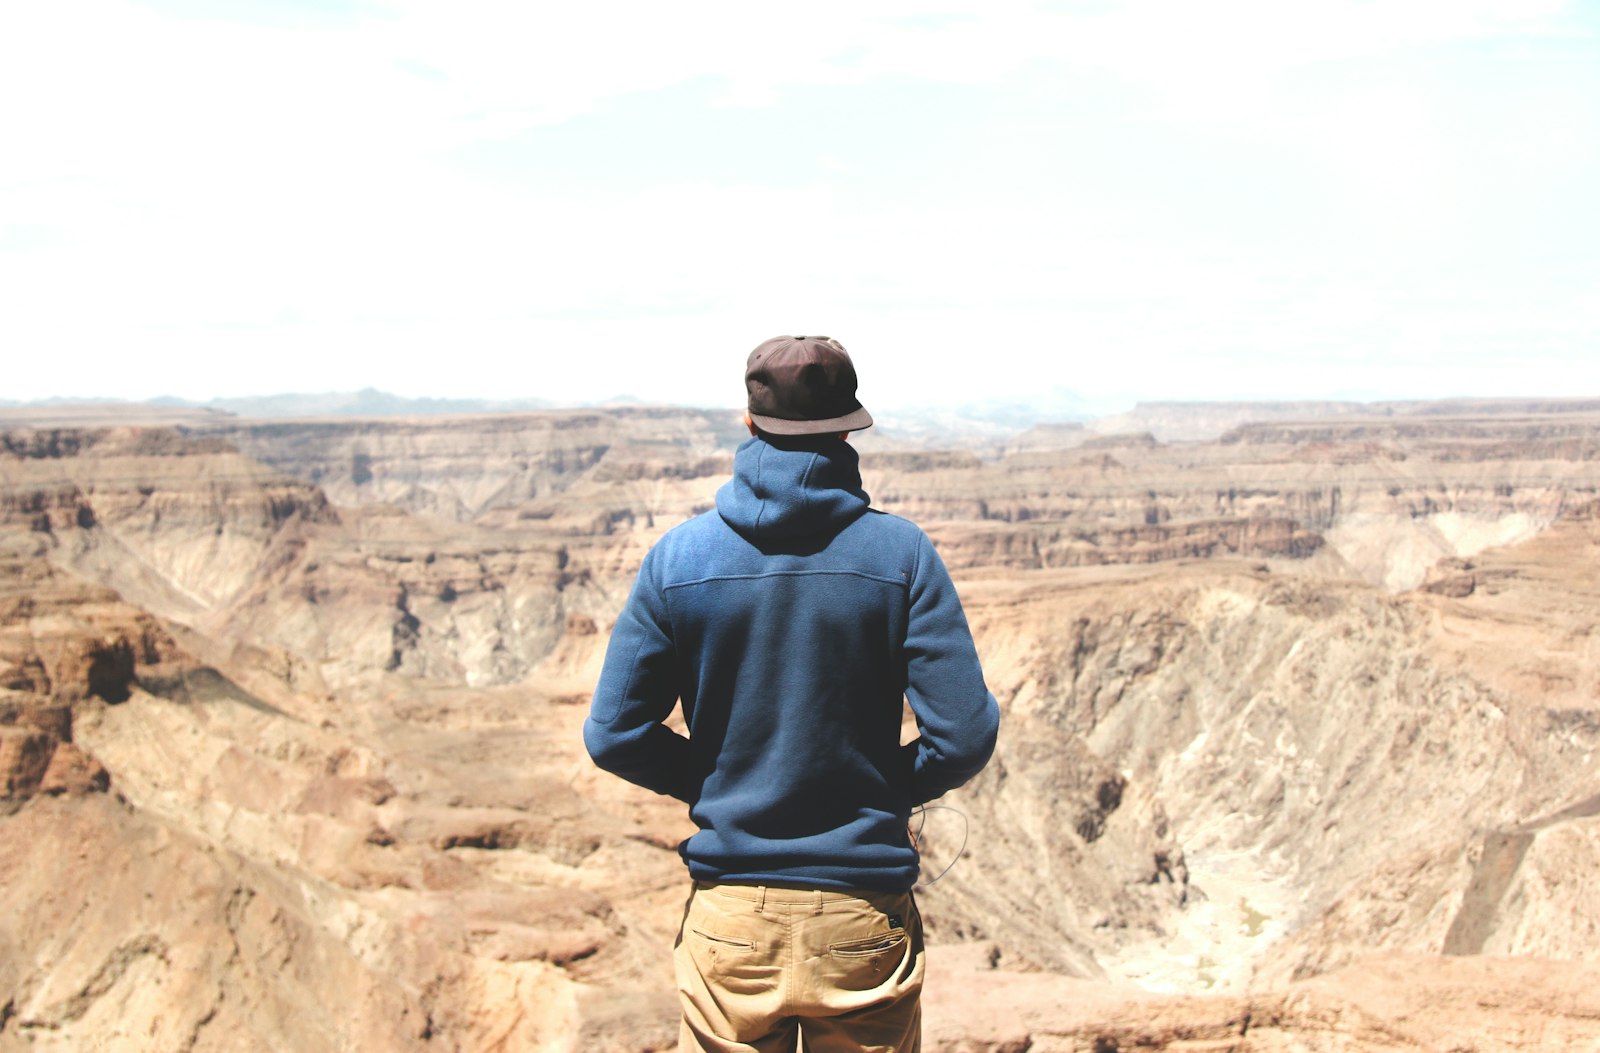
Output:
[693,881,913,915]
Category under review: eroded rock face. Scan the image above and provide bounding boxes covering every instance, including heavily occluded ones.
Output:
[874,415,1599,591]
[213,408,746,522]
[5,403,1600,1052]
[0,533,181,811]
[939,552,1600,995]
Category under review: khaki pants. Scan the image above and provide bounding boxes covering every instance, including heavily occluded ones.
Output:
[674,881,925,1053]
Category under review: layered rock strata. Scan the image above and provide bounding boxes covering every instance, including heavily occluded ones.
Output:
[4,402,1600,1051]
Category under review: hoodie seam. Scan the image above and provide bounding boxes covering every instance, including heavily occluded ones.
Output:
[663,569,909,590]
[799,451,818,525]
[752,440,768,537]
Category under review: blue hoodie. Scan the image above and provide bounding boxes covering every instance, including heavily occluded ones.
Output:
[584,435,999,891]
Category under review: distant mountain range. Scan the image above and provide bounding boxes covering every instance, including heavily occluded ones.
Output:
[0,386,1118,442]
[7,390,1597,447]
[165,387,564,418]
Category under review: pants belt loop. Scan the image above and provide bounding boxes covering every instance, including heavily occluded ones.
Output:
[755,886,766,913]
[813,890,824,915]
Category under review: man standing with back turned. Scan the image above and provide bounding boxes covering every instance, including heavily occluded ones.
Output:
[584,335,1000,1053]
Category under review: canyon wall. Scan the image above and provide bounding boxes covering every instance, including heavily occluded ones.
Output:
[4,404,1600,1050]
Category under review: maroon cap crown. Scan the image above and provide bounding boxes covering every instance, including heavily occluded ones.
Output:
[744,335,874,436]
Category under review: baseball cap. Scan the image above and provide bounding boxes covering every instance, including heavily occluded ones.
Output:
[744,335,874,436]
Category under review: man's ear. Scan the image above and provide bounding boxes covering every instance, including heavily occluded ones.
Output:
[744,411,757,436]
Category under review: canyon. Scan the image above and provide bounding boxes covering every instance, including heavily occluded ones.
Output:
[3,400,1600,1051]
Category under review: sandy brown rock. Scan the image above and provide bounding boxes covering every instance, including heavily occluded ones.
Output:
[0,725,54,799]
[925,947,1600,1051]
[0,536,184,809]
[0,794,504,1053]
[36,741,109,795]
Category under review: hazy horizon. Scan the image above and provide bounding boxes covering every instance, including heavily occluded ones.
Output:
[10,385,1600,432]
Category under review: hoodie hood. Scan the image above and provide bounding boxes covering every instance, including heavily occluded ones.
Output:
[716,436,871,542]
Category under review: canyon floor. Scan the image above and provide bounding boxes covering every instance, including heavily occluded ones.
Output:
[4,399,1600,1051]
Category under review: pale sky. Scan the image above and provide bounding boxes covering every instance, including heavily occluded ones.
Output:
[3,0,1597,413]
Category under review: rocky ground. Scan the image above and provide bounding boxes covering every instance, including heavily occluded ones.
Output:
[3,402,1600,1051]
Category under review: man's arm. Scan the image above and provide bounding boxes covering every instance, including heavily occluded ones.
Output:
[899,531,1000,805]
[583,550,701,803]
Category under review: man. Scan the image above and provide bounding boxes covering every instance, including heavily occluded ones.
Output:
[584,335,1000,1053]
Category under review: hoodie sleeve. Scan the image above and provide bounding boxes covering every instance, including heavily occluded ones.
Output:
[583,547,701,803]
[898,531,1000,805]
